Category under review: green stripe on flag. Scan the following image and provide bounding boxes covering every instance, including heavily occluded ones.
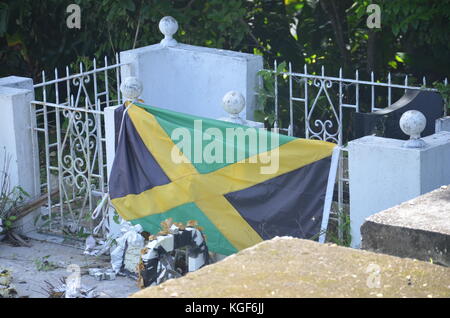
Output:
[130,201,238,255]
[135,102,295,174]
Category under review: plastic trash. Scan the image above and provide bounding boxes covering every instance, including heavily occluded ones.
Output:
[110,220,145,273]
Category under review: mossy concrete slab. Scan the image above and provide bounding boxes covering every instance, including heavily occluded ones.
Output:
[131,237,450,298]
[361,185,450,266]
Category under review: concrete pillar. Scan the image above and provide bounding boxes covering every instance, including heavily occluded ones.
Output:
[348,131,450,248]
[0,76,40,234]
[104,105,121,237]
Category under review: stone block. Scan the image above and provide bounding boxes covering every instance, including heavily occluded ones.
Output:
[131,237,450,298]
[120,43,263,121]
[349,131,450,247]
[361,185,450,266]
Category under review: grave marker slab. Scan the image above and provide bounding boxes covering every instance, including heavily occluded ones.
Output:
[353,90,444,140]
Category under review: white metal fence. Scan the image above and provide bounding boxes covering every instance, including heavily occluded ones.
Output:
[263,61,447,240]
[31,54,125,240]
[29,53,447,242]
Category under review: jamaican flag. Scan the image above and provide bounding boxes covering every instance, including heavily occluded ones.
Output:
[109,102,338,255]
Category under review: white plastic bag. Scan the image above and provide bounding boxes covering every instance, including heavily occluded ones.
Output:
[110,220,144,273]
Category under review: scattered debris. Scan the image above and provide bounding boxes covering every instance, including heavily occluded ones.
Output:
[110,220,145,274]
[84,235,97,254]
[0,269,12,286]
[15,189,59,221]
[83,235,113,256]
[88,268,102,276]
[124,245,143,275]
[138,219,209,288]
[88,268,116,281]
[34,255,59,271]
[0,268,17,298]
[0,151,59,247]
[42,278,98,298]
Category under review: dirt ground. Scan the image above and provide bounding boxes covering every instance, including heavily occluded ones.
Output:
[0,238,140,298]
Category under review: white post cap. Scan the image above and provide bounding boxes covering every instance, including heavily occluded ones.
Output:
[159,16,179,47]
[220,91,247,125]
[399,110,427,148]
[120,76,143,101]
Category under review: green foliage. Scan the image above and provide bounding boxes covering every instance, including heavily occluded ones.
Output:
[434,81,450,116]
[0,0,447,100]
[309,208,352,247]
[326,210,352,247]
[379,0,450,80]
[0,7,446,147]
[250,0,449,81]
[76,227,90,239]
[113,211,121,225]
[0,0,249,79]
[255,61,287,127]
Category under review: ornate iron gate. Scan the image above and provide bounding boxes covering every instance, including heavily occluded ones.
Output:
[31,55,124,239]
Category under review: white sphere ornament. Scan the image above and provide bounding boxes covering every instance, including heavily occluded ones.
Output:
[120,77,143,101]
[159,16,178,47]
[223,91,245,115]
[221,91,247,125]
[399,110,427,148]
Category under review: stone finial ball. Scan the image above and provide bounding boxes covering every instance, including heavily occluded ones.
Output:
[159,16,178,37]
[120,77,143,101]
[399,110,426,139]
[222,91,245,115]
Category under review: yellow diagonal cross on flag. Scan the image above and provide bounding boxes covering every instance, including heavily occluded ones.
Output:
[110,103,336,255]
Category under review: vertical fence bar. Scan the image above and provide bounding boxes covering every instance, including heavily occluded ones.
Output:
[54,67,65,230]
[84,96,93,223]
[92,57,103,233]
[93,58,99,111]
[116,53,122,106]
[371,71,375,111]
[404,75,408,94]
[66,65,76,203]
[355,70,359,112]
[274,60,278,129]
[288,62,293,136]
[338,149,344,242]
[338,68,343,146]
[95,97,106,234]
[337,68,344,242]
[29,101,39,207]
[445,78,449,117]
[387,72,392,106]
[304,64,309,139]
[42,70,53,231]
[104,56,110,108]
